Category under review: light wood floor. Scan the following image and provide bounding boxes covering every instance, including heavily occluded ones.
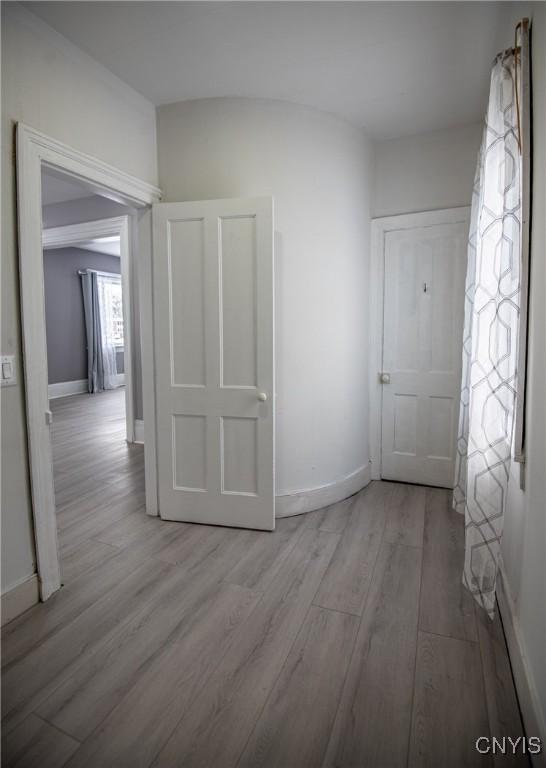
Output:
[2,389,528,767]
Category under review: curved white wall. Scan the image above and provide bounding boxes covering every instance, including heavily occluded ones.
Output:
[158,98,373,511]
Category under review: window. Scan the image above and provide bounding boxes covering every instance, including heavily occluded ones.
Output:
[97,273,124,347]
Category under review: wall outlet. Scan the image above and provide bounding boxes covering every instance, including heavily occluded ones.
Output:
[1,355,17,387]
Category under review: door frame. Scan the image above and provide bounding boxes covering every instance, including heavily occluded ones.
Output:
[42,215,135,442]
[16,122,162,600]
[368,206,471,481]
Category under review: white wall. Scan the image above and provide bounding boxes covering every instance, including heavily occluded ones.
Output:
[373,122,482,218]
[158,97,373,498]
[499,2,546,742]
[1,3,158,596]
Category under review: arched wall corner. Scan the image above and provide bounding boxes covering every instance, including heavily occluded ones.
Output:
[157,97,373,516]
[275,462,372,518]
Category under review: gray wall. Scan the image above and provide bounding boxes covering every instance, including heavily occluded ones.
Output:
[43,248,122,385]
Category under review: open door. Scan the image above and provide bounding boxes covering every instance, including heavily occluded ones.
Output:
[152,197,275,530]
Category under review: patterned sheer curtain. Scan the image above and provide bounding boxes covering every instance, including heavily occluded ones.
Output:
[453,50,522,618]
[80,271,119,393]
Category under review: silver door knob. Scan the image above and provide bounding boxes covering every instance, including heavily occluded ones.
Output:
[258,392,268,402]
[379,373,391,384]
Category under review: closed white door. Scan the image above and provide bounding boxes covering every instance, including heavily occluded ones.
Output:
[153,197,274,529]
[381,222,467,488]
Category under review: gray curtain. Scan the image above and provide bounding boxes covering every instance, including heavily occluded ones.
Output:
[453,51,521,618]
[80,271,106,393]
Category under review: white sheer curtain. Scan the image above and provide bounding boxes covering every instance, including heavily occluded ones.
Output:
[453,50,522,617]
[96,273,120,391]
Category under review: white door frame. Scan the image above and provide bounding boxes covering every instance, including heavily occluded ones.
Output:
[369,206,470,481]
[16,122,162,600]
[42,216,135,442]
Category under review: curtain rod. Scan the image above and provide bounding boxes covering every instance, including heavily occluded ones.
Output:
[513,18,529,153]
[77,269,121,279]
[492,18,529,153]
[493,17,528,63]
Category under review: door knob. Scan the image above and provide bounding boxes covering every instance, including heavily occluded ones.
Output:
[379,373,391,384]
[258,392,268,402]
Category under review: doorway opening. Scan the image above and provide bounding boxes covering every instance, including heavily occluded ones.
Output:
[41,177,135,442]
[40,169,142,586]
[17,123,162,599]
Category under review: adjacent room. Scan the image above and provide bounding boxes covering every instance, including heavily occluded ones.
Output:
[1,2,545,767]
[40,170,146,585]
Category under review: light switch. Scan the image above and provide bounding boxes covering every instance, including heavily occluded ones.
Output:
[1,355,17,387]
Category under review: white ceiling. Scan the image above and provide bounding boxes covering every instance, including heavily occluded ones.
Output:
[43,234,121,257]
[41,172,96,206]
[24,1,507,139]
[78,238,120,258]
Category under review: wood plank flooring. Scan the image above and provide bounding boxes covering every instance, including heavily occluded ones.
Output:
[1,389,528,767]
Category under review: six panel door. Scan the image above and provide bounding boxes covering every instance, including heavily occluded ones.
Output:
[381,221,468,488]
[152,198,275,529]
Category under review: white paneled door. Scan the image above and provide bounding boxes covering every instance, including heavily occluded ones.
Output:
[381,222,467,488]
[153,198,275,529]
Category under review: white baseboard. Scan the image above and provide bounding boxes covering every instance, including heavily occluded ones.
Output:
[48,379,88,399]
[497,563,546,764]
[1,574,39,626]
[130,443,370,518]
[134,419,145,444]
[275,463,372,518]
[48,375,126,399]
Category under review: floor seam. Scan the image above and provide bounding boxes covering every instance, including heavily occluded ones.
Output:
[310,603,361,618]
[34,712,82,744]
[417,627,478,645]
[405,509,425,768]
[318,482,393,766]
[233,530,342,768]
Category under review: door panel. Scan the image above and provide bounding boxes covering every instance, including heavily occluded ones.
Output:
[381,222,467,488]
[153,198,274,529]
[220,215,258,387]
[169,218,206,387]
[222,417,258,494]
